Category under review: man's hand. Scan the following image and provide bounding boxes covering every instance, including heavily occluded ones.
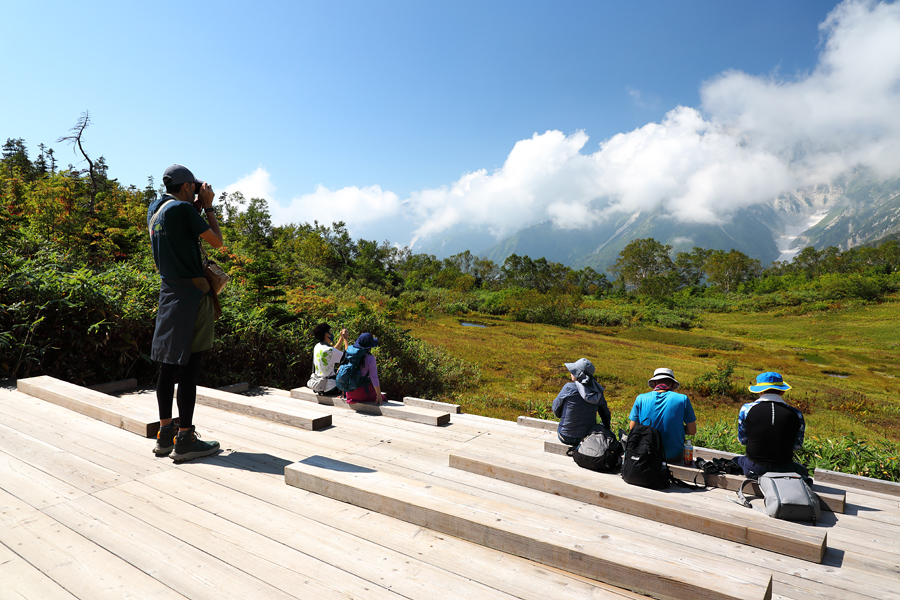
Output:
[198,182,215,208]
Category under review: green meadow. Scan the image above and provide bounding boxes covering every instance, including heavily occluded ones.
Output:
[403,300,900,448]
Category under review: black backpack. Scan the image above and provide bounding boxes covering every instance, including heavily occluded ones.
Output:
[621,423,671,489]
[567,427,623,473]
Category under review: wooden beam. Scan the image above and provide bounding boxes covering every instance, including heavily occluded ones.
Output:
[290,387,451,426]
[194,386,331,431]
[813,468,900,497]
[691,453,874,505]
[403,396,461,413]
[285,456,773,600]
[451,448,827,563]
[545,440,845,514]
[17,376,159,438]
[517,416,557,432]
[88,379,137,394]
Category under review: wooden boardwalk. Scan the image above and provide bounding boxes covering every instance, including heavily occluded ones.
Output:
[2,380,899,600]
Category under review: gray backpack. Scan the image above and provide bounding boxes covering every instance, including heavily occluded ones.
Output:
[738,472,820,523]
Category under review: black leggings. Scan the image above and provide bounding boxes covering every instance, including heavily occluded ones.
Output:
[156,352,204,429]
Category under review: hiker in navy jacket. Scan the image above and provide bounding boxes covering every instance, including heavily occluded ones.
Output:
[735,372,808,479]
[552,358,611,446]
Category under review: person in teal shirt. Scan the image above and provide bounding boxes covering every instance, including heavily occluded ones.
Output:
[629,368,697,463]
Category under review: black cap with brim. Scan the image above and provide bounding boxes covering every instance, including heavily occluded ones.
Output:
[162,164,200,187]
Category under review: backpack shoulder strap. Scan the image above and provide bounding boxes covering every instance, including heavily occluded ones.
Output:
[148,199,178,236]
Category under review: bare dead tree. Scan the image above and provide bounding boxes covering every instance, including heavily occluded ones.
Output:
[58,110,98,214]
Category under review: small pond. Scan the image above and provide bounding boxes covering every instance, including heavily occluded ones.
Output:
[459,321,488,328]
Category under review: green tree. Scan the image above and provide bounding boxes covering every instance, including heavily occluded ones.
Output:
[703,249,761,293]
[609,238,677,297]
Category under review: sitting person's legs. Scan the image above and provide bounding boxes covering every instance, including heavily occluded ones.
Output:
[345,383,378,403]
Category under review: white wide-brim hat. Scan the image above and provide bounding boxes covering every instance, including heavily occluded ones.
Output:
[648,367,680,389]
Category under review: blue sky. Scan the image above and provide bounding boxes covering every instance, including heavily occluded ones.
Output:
[6,0,899,250]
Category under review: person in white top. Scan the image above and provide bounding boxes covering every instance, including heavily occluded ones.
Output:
[307,322,349,396]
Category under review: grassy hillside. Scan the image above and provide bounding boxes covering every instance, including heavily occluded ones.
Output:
[403,300,900,449]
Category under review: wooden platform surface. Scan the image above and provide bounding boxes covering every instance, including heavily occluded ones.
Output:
[2,380,900,600]
[290,386,451,425]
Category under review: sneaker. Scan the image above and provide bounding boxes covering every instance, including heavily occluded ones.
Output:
[171,426,220,463]
[153,422,178,457]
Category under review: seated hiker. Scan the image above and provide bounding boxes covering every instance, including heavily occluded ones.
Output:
[628,368,697,464]
[344,332,384,405]
[735,372,809,480]
[552,358,611,446]
[307,323,349,396]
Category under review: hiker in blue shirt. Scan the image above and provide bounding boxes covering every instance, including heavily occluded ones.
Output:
[735,372,809,480]
[553,358,611,446]
[629,368,696,464]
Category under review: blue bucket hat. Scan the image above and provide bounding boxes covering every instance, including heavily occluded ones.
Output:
[353,332,379,350]
[564,358,595,379]
[748,372,791,393]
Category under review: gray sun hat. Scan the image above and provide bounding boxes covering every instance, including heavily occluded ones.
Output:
[648,367,680,389]
[564,358,595,379]
[162,164,201,187]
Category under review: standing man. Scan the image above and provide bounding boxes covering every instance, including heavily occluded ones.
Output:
[148,164,222,462]
[736,372,808,479]
[629,368,697,463]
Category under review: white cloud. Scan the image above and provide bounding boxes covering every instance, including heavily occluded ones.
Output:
[272,184,401,229]
[226,1,900,249]
[222,167,276,203]
[408,0,900,243]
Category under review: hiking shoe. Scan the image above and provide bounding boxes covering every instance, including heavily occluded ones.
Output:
[153,422,178,457]
[171,426,220,463]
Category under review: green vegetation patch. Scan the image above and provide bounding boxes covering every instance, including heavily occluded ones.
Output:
[618,328,743,351]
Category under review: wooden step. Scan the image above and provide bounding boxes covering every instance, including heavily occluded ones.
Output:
[545,439,846,514]
[517,416,557,431]
[17,376,159,437]
[285,456,773,600]
[691,445,900,498]
[194,386,331,430]
[290,387,451,426]
[450,448,827,563]
[403,395,461,413]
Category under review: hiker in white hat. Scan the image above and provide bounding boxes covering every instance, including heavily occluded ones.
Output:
[628,368,697,463]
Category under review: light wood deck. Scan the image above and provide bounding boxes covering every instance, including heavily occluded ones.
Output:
[2,380,899,600]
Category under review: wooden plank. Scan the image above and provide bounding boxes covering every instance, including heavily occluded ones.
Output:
[176,456,649,600]
[17,375,159,437]
[290,387,451,426]
[87,378,137,394]
[217,382,250,393]
[547,440,845,513]
[814,468,900,497]
[517,416,558,432]
[666,462,846,514]
[0,541,80,600]
[450,448,827,563]
[194,386,332,430]
[116,473,522,600]
[285,456,774,600]
[694,445,900,498]
[0,492,188,600]
[0,422,130,495]
[42,495,302,600]
[403,395,461,413]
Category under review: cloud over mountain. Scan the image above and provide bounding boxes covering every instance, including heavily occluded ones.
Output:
[226,1,900,248]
